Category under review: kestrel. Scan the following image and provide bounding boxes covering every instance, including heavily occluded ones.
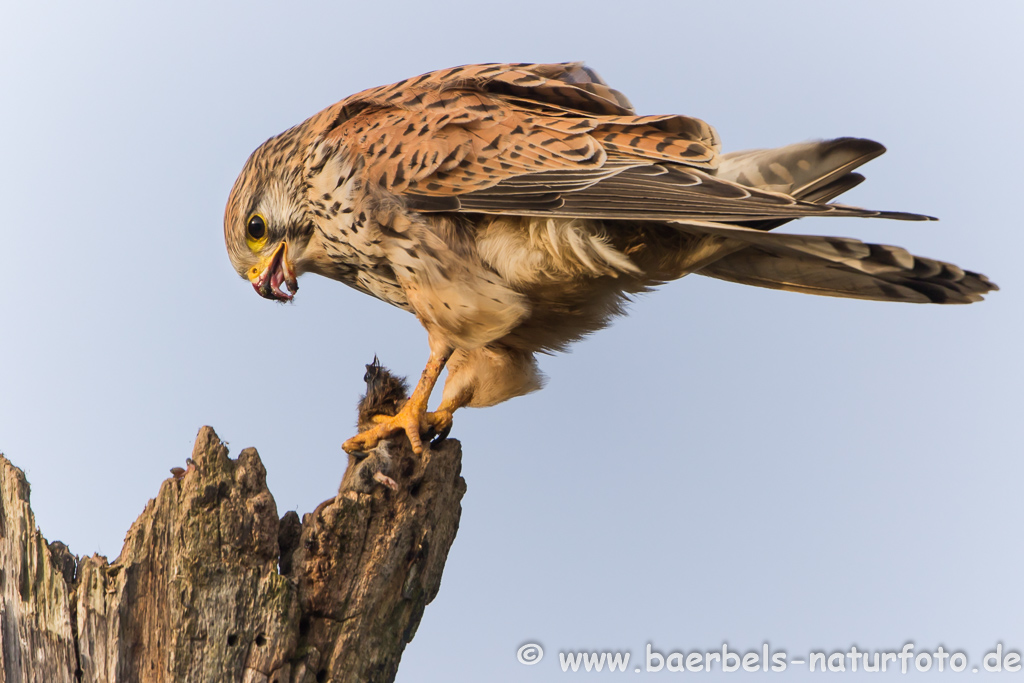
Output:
[224,62,996,454]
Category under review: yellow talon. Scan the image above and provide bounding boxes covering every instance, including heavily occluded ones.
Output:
[344,342,456,455]
[344,404,452,455]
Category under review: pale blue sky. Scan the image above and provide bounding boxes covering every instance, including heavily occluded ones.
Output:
[1,1,1021,680]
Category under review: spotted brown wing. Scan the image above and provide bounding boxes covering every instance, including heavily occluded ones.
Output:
[318,62,930,223]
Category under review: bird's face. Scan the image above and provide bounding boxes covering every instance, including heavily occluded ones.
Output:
[224,140,315,302]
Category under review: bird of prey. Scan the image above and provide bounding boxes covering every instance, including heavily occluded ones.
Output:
[224,62,996,454]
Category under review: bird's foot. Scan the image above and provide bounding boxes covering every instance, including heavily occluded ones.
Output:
[343,402,453,455]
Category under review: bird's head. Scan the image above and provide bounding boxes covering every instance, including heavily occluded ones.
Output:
[224,134,316,302]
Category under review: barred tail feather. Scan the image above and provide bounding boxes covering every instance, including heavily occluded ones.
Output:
[692,137,996,303]
[697,236,997,304]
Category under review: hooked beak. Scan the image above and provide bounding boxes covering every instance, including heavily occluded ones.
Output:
[249,241,298,301]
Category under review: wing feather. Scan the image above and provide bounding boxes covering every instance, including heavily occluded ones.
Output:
[316,63,932,224]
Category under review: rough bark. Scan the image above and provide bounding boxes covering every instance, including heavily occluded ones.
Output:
[0,428,465,682]
[0,459,78,682]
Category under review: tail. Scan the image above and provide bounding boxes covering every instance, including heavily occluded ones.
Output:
[691,138,997,303]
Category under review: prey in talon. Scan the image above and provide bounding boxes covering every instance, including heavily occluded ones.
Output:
[343,348,453,455]
[224,63,996,460]
[342,357,410,492]
[356,356,409,434]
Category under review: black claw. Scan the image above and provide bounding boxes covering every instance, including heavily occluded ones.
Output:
[430,423,452,448]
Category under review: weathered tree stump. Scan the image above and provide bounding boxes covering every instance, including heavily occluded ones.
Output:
[0,427,465,682]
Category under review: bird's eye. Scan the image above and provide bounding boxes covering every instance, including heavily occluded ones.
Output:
[247,214,267,240]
